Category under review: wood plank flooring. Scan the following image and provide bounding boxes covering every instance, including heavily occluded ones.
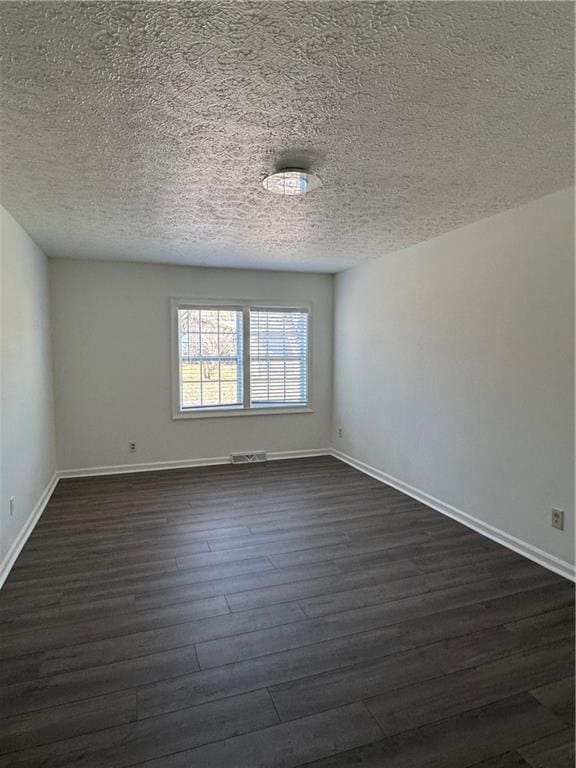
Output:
[0,455,573,768]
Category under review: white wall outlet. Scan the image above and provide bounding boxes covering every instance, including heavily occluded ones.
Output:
[551,508,564,531]
[129,442,136,453]
[338,428,343,438]
[9,496,15,516]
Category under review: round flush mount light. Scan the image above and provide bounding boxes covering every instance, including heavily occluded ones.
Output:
[262,168,322,196]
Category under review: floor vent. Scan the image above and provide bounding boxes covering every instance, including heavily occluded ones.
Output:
[230,451,267,464]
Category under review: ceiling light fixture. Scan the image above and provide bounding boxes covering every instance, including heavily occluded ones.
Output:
[262,168,322,196]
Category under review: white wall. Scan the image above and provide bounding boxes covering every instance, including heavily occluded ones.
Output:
[50,259,333,470]
[0,205,57,576]
[333,188,574,570]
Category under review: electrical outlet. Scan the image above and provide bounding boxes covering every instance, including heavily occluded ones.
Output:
[338,428,343,438]
[9,496,15,517]
[129,442,136,453]
[551,508,564,531]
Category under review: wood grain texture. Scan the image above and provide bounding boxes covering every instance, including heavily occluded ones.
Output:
[0,456,573,767]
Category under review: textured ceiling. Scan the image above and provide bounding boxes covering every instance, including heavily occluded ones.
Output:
[0,2,573,273]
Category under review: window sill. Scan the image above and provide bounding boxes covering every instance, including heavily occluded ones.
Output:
[173,406,314,420]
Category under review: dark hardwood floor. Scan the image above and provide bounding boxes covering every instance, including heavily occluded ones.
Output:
[0,456,573,768]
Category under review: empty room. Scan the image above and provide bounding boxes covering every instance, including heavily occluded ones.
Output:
[0,1,574,766]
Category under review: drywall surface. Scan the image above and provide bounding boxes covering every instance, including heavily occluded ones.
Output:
[50,259,333,470]
[333,188,575,567]
[0,205,57,567]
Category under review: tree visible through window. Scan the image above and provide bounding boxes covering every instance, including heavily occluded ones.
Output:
[178,308,243,409]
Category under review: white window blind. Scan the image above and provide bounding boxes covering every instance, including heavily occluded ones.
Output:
[249,309,309,407]
[178,307,243,410]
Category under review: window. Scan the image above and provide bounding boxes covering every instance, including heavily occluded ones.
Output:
[172,300,310,418]
[178,307,243,410]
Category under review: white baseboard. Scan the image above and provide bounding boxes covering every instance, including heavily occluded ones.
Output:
[268,449,330,462]
[59,456,231,478]
[0,471,59,590]
[331,449,575,583]
[58,448,331,479]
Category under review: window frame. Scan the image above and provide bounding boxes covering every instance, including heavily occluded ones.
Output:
[171,298,313,419]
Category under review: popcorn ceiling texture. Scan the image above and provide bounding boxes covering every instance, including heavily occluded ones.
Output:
[0,1,573,272]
